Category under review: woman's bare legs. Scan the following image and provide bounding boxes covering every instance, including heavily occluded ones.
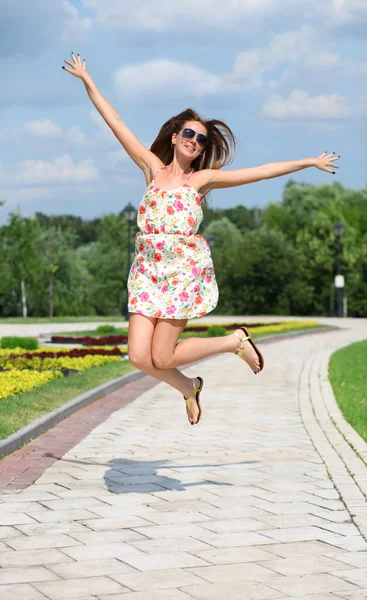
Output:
[127,313,199,399]
[151,319,260,372]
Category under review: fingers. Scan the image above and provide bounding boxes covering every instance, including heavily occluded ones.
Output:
[70,52,84,66]
[63,53,86,76]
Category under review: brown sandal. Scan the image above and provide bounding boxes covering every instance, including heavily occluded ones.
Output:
[183,377,204,425]
[233,327,264,374]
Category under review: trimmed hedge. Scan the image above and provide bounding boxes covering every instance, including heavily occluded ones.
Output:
[1,337,39,350]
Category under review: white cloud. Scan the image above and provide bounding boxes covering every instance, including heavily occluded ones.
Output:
[114,59,243,104]
[61,0,93,41]
[23,119,63,138]
[263,90,352,120]
[82,0,306,32]
[64,125,89,147]
[112,26,367,105]
[0,155,100,185]
[317,0,367,23]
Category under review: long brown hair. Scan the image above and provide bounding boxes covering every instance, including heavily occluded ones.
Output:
[150,108,237,202]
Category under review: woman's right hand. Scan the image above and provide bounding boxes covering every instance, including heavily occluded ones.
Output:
[62,53,88,79]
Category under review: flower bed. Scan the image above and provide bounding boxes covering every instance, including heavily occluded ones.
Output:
[50,320,319,345]
[0,345,125,401]
[0,370,63,400]
[0,354,121,372]
[51,335,129,345]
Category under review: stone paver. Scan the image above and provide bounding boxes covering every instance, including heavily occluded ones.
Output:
[0,317,366,599]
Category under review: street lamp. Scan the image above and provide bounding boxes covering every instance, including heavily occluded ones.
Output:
[122,203,137,321]
[207,235,215,249]
[333,221,345,318]
[82,276,87,317]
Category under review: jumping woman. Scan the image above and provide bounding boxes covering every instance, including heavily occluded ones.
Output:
[63,53,340,425]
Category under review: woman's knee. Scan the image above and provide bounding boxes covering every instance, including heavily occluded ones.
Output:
[151,351,172,370]
[128,350,153,371]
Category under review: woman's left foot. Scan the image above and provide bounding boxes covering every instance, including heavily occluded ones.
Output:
[184,377,202,424]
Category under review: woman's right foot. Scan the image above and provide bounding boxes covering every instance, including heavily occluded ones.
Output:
[232,329,261,373]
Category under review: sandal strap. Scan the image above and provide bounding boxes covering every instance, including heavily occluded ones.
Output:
[184,377,200,401]
[233,331,250,343]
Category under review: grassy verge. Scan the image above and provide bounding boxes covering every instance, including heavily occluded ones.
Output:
[329,339,367,443]
[0,317,127,324]
[0,360,136,441]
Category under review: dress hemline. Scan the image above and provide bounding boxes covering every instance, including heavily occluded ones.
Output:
[128,303,218,320]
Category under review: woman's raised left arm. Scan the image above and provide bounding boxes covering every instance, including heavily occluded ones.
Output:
[204,152,340,190]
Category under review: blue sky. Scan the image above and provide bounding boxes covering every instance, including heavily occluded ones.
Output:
[1,0,367,225]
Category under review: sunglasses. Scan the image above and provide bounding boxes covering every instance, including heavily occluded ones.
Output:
[181,128,208,146]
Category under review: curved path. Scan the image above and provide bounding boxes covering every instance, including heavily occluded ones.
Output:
[0,319,366,599]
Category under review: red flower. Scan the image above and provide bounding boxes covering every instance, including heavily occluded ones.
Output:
[139,205,146,214]
[152,275,158,284]
[188,242,196,249]
[172,278,179,286]
[187,217,195,227]
[196,197,201,206]
[139,243,144,252]
[174,193,182,200]
[137,256,144,263]
[154,253,162,262]
[167,206,174,215]
[154,310,162,317]
[150,200,157,208]
[195,296,203,304]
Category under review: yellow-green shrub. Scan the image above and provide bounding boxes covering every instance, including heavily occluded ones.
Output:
[0,370,63,400]
[0,354,121,372]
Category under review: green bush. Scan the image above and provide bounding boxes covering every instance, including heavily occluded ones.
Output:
[1,337,39,350]
[96,324,118,334]
[206,325,227,337]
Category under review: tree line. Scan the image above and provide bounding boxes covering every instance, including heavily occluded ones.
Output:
[0,179,366,318]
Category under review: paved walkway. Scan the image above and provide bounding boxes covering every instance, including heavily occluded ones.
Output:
[0,320,367,599]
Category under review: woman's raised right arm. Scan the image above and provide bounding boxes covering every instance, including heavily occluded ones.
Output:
[62,53,159,174]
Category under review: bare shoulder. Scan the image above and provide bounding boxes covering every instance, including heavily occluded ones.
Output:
[192,168,218,196]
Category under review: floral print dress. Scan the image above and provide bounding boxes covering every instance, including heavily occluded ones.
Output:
[128,166,219,319]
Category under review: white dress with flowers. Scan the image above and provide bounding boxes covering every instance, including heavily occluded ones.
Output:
[127,166,219,319]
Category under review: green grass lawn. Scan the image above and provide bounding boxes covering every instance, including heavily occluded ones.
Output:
[0,360,136,441]
[329,339,367,443]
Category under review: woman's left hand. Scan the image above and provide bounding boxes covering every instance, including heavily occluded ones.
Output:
[314,152,340,174]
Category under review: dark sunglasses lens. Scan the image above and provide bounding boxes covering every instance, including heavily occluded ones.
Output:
[197,134,208,145]
[182,128,195,139]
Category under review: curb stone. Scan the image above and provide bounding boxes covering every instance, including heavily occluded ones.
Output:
[0,325,338,459]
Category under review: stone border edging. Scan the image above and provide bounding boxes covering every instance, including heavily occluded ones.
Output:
[299,350,367,543]
[0,324,338,460]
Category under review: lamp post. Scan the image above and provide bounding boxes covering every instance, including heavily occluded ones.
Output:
[207,235,215,249]
[122,202,137,321]
[333,221,345,318]
[82,276,87,317]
